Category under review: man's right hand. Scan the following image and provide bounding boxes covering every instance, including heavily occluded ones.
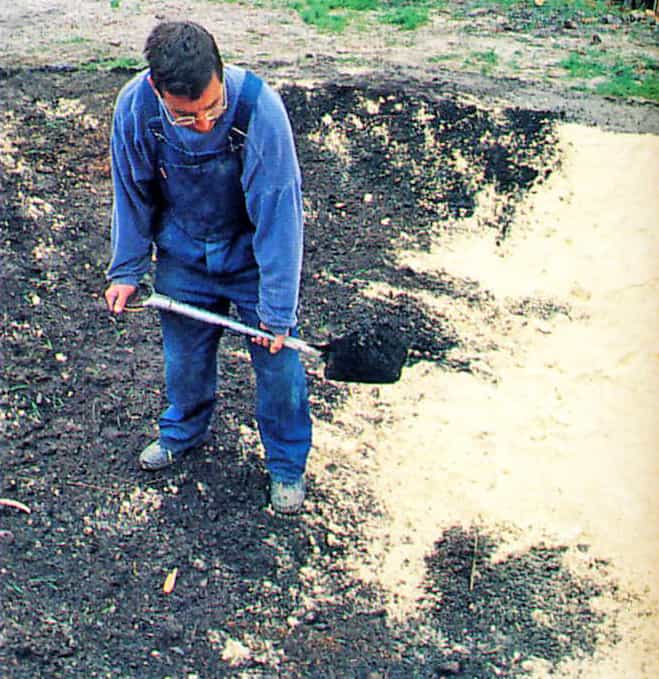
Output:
[105,283,137,314]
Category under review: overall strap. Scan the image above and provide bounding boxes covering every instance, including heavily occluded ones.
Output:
[232,70,264,136]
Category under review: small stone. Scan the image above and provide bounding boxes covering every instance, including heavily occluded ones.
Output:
[221,638,251,666]
[326,532,340,547]
[435,660,462,675]
[192,557,208,571]
[102,426,123,440]
[161,616,184,642]
[0,530,15,544]
[302,610,318,624]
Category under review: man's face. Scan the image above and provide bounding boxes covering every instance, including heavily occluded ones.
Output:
[160,72,226,133]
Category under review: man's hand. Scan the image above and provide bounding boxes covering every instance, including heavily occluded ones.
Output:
[252,323,288,354]
[105,283,137,314]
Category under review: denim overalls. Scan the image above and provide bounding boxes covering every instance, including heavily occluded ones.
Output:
[147,73,312,483]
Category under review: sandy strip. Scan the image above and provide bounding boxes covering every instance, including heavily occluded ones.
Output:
[311,123,659,676]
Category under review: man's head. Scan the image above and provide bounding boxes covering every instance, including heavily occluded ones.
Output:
[144,21,223,100]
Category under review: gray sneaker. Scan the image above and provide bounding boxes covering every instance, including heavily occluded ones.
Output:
[270,477,306,514]
[139,441,178,471]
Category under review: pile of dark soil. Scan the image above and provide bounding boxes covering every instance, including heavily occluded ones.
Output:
[422,527,612,677]
[0,67,615,677]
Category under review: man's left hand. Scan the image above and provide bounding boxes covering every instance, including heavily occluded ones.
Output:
[252,323,287,354]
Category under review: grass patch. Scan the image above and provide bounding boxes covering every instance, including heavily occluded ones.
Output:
[58,36,91,45]
[283,0,628,34]
[286,0,446,32]
[288,0,376,32]
[428,53,460,63]
[292,1,349,31]
[380,4,430,30]
[560,50,609,79]
[81,56,145,72]
[473,48,498,66]
[560,51,659,102]
[459,0,616,18]
[595,59,659,101]
[464,48,499,74]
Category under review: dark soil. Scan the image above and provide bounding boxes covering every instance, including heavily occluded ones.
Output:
[0,66,627,677]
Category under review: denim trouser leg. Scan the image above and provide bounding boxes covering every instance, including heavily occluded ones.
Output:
[237,304,312,483]
[158,308,224,453]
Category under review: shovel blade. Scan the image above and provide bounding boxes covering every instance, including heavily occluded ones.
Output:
[322,325,408,384]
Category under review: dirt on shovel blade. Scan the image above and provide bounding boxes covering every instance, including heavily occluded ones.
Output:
[322,323,408,383]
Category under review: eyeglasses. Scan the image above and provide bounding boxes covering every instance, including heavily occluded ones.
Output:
[154,82,228,127]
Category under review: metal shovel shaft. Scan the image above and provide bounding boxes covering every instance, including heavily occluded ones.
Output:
[143,293,323,358]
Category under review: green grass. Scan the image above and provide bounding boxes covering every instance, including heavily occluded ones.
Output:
[596,61,659,101]
[428,52,460,63]
[58,36,91,45]
[283,0,629,34]
[473,49,498,67]
[81,56,145,71]
[288,0,379,32]
[289,0,350,31]
[560,51,659,102]
[464,48,499,74]
[286,0,446,32]
[540,0,615,17]
[560,50,609,79]
[380,4,431,30]
[459,0,616,20]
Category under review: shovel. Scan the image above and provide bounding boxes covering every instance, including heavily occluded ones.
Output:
[130,291,408,384]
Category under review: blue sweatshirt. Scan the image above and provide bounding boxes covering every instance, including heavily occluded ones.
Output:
[107,66,304,334]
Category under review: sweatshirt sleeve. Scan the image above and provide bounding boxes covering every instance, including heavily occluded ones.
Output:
[241,84,304,336]
[106,83,157,287]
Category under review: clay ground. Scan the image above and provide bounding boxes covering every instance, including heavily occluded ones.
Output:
[1,1,658,678]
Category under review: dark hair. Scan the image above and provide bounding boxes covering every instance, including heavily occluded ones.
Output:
[144,21,223,99]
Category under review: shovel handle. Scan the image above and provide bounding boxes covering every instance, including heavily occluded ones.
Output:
[143,293,323,357]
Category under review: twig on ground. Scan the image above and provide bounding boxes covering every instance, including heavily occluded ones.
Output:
[65,480,121,493]
[163,567,178,594]
[469,529,479,591]
[0,498,31,514]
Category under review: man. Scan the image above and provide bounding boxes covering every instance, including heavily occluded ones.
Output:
[104,21,312,514]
